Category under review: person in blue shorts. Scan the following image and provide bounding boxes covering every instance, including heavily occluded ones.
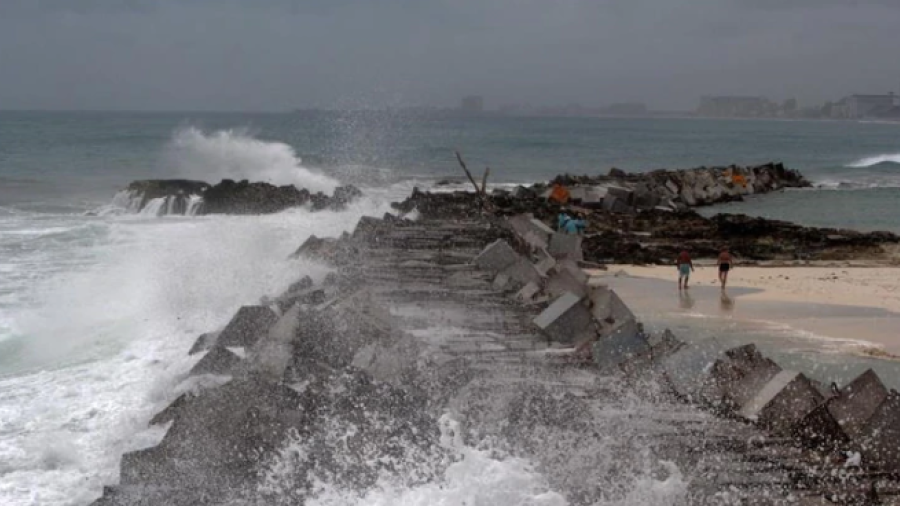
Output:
[676,249,694,290]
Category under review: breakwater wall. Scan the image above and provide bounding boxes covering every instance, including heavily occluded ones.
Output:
[92,193,900,505]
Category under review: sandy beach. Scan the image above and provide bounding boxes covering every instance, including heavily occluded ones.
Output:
[606,265,900,313]
[595,264,900,356]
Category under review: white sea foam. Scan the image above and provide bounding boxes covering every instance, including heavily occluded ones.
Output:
[165,126,339,192]
[0,195,394,506]
[847,153,900,168]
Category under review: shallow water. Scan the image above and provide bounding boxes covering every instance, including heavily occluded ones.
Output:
[603,275,900,390]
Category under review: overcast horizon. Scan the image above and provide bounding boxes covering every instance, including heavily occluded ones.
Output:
[1,0,898,112]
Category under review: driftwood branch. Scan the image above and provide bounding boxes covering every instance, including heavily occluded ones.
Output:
[455,151,483,196]
[481,167,490,194]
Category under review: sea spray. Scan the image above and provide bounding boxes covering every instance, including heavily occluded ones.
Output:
[0,196,393,506]
[164,126,339,192]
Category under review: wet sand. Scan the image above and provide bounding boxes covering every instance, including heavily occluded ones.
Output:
[588,270,900,389]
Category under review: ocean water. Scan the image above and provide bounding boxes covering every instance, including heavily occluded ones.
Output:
[1,111,899,505]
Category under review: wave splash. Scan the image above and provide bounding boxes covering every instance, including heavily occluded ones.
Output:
[165,127,339,192]
[847,153,900,168]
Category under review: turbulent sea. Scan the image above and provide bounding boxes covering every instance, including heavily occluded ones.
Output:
[1,111,899,505]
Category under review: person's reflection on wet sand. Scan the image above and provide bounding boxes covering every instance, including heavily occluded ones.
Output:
[720,290,735,313]
[678,289,695,309]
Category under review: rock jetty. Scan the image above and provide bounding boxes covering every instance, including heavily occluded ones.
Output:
[116,179,362,216]
[392,165,897,264]
[92,188,900,505]
[551,162,811,211]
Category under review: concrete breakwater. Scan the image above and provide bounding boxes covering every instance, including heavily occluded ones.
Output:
[92,192,900,505]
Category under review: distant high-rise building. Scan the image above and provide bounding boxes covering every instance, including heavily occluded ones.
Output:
[461,96,484,113]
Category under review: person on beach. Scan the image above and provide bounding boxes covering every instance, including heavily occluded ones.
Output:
[558,212,571,231]
[676,249,694,290]
[717,246,733,289]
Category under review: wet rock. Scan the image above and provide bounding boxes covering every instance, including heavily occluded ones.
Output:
[533,292,595,344]
[189,345,243,376]
[120,179,361,215]
[188,331,219,355]
[739,370,825,435]
[217,306,279,348]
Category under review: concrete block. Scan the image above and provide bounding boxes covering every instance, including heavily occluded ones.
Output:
[589,286,635,324]
[533,292,595,344]
[545,260,590,298]
[592,318,648,374]
[856,391,900,470]
[492,273,511,291]
[501,257,543,286]
[188,332,219,355]
[653,205,674,213]
[662,338,727,403]
[327,288,392,332]
[606,185,633,204]
[712,344,783,411]
[248,303,303,380]
[583,186,608,206]
[548,232,583,262]
[474,239,520,273]
[515,281,541,302]
[190,345,242,376]
[352,215,387,243]
[828,369,889,440]
[569,187,586,202]
[508,215,555,251]
[602,195,619,212]
[646,328,685,359]
[793,402,850,450]
[534,247,557,276]
[217,306,279,348]
[739,370,825,434]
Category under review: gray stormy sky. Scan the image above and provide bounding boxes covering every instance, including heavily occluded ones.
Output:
[0,0,898,112]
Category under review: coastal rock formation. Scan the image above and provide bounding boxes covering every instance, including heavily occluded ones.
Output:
[111,179,362,216]
[551,162,811,210]
[392,168,898,264]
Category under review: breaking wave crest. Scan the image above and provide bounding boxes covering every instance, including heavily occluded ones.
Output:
[847,153,900,168]
[165,127,339,192]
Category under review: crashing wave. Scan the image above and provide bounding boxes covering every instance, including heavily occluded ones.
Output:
[107,190,206,217]
[847,153,900,168]
[100,179,362,216]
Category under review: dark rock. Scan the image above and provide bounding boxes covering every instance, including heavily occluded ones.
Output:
[187,332,218,355]
[217,306,278,348]
[120,179,362,215]
[189,345,242,376]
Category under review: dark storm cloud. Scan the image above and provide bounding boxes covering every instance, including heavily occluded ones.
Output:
[0,0,897,111]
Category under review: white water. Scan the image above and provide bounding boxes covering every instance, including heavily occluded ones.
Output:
[165,127,339,192]
[0,127,398,505]
[848,153,900,168]
[0,198,397,506]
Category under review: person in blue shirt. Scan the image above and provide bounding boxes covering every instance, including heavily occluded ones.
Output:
[558,212,571,231]
[563,215,586,234]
